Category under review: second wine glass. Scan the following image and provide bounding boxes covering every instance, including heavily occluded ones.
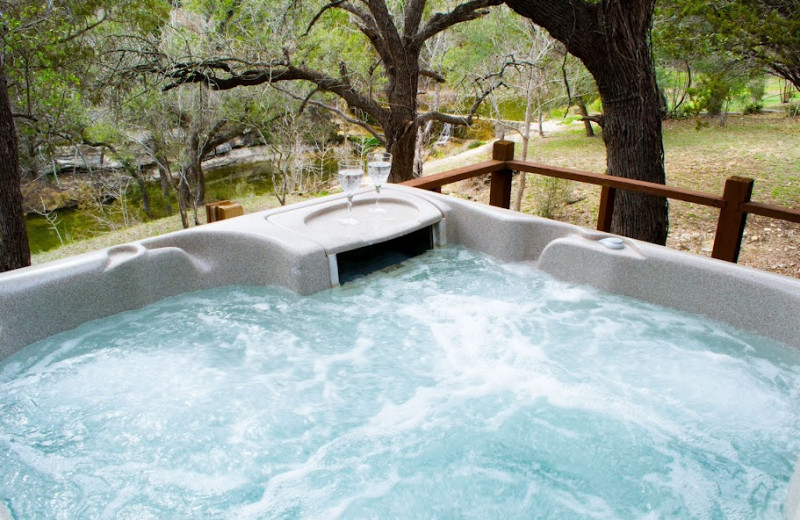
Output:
[367,151,392,213]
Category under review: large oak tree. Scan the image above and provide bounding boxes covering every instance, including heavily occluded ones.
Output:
[505,0,668,244]
[146,0,502,183]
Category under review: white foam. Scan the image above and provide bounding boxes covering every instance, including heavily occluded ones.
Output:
[2,247,798,519]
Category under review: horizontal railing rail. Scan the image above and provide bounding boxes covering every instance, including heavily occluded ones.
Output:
[401,140,800,263]
[741,201,800,223]
[506,160,726,208]
[402,160,506,191]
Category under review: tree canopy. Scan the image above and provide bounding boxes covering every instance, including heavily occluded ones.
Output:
[2,0,797,271]
[667,0,800,91]
[128,0,508,182]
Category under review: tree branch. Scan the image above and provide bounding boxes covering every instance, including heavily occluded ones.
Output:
[81,135,117,153]
[158,61,388,123]
[580,114,604,128]
[404,0,427,38]
[415,111,471,126]
[273,85,386,145]
[299,86,321,115]
[416,75,505,127]
[337,3,394,66]
[11,113,38,122]
[503,0,598,63]
[412,0,504,50]
[199,119,231,158]
[57,12,107,44]
[365,0,405,65]
[420,68,446,83]
[304,0,348,36]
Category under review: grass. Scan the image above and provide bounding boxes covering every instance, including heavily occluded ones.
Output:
[31,191,309,265]
[511,113,800,278]
[32,113,800,278]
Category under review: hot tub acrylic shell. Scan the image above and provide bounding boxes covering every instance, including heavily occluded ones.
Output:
[1,184,800,518]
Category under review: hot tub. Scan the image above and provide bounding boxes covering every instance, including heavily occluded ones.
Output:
[1,185,799,519]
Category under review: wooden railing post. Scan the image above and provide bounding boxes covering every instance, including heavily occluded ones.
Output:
[712,176,754,263]
[597,186,616,233]
[408,158,799,257]
[489,140,515,208]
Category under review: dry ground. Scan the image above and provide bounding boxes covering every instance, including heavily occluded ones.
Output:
[33,114,799,280]
[431,114,800,279]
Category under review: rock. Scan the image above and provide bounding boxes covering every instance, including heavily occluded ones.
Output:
[214,143,233,156]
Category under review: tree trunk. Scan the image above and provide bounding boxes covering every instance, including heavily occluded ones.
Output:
[159,167,173,215]
[592,48,667,244]
[177,168,191,229]
[385,50,420,183]
[413,84,440,177]
[193,161,205,211]
[131,164,151,218]
[387,124,418,183]
[514,73,536,212]
[576,102,595,137]
[537,83,544,138]
[413,120,432,177]
[0,65,31,272]
[176,131,203,227]
[189,130,205,206]
[152,138,174,215]
[505,0,668,245]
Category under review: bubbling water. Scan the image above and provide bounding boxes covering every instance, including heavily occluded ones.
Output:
[1,247,799,520]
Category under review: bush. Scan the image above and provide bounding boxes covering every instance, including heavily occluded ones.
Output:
[743,103,763,115]
[688,71,746,116]
[747,76,766,107]
[692,76,730,115]
[531,177,571,219]
[348,135,381,153]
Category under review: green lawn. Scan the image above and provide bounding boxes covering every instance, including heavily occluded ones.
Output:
[516,113,800,277]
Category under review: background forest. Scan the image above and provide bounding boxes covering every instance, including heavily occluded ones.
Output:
[1,0,798,275]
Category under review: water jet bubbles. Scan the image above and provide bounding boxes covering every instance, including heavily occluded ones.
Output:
[2,247,799,519]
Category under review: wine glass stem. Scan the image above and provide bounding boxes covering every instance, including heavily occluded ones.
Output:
[347,195,353,215]
[375,185,381,208]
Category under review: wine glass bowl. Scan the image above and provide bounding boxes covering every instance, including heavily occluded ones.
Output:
[337,159,363,225]
[367,152,392,213]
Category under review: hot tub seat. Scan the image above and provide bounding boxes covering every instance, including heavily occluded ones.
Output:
[2,184,799,355]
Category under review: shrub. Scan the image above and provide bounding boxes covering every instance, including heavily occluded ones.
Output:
[348,135,381,154]
[747,76,766,107]
[743,103,763,115]
[532,177,571,219]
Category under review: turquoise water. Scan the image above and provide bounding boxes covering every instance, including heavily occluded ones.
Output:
[1,247,799,519]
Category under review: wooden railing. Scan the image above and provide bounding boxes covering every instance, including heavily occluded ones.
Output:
[401,140,800,263]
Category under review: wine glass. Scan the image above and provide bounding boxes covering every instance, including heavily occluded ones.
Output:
[337,159,363,225]
[367,151,392,213]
